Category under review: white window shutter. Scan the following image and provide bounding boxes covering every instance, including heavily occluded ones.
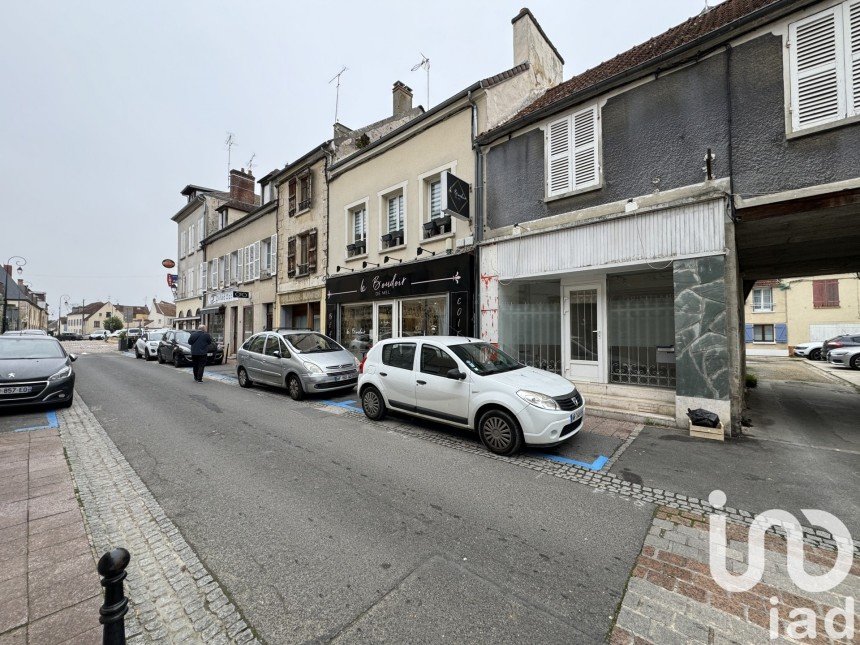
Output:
[790,6,846,130]
[237,248,244,284]
[546,116,571,197]
[254,241,261,279]
[846,0,860,117]
[572,106,599,189]
[270,235,277,274]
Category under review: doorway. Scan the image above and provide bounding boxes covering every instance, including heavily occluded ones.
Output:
[374,301,397,344]
[562,282,606,382]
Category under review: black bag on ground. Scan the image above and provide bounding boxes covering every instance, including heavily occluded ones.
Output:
[687,408,720,428]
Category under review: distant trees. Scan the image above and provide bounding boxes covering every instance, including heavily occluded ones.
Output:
[104,315,124,332]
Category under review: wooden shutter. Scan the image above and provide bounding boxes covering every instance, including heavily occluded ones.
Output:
[237,247,244,283]
[826,279,840,306]
[744,324,754,343]
[572,106,599,189]
[254,241,261,279]
[546,116,571,197]
[308,229,318,273]
[790,6,845,130]
[287,236,296,275]
[846,0,860,116]
[270,235,277,275]
[774,324,788,344]
[812,280,826,307]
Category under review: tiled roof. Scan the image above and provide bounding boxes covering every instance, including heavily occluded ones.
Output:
[154,301,176,317]
[508,0,782,123]
[69,302,105,317]
[480,62,530,88]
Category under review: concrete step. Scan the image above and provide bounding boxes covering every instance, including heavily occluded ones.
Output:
[574,381,676,403]
[587,405,680,428]
[581,391,677,419]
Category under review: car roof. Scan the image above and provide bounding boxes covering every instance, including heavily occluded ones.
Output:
[376,336,480,346]
[275,329,319,334]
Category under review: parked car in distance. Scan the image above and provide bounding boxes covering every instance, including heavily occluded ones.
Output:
[88,330,110,340]
[125,328,143,342]
[358,337,585,456]
[3,329,48,336]
[0,336,76,409]
[57,332,83,341]
[156,330,223,367]
[793,341,823,361]
[237,330,358,400]
[821,335,860,360]
[135,330,167,361]
[828,346,860,370]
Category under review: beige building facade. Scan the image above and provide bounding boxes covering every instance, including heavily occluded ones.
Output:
[745,273,860,355]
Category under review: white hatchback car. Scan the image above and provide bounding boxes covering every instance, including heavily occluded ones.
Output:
[358,336,585,455]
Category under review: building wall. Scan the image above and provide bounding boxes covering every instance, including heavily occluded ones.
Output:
[743,281,789,356]
[783,274,860,344]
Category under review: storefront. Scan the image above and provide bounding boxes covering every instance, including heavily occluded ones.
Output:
[201,289,250,356]
[326,252,474,360]
[278,286,324,332]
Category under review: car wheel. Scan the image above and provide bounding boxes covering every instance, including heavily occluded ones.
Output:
[361,386,386,421]
[157,352,165,364]
[238,367,253,388]
[287,374,305,401]
[850,355,860,370]
[478,409,524,456]
[144,349,151,361]
[135,347,142,359]
[173,353,182,368]
[809,348,821,361]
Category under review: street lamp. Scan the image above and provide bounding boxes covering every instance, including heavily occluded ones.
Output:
[1,256,26,334]
[59,294,71,335]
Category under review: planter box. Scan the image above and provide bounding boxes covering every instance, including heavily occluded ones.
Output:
[689,420,724,441]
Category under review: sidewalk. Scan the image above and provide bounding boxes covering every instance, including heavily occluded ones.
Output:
[0,422,101,644]
[802,356,860,389]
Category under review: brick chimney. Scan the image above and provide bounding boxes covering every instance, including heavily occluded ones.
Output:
[229,168,256,204]
[392,81,413,116]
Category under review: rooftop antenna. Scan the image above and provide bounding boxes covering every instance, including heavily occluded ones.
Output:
[329,66,348,124]
[411,53,430,108]
[225,132,237,174]
[247,153,256,175]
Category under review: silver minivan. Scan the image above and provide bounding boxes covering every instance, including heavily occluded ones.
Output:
[237,330,359,400]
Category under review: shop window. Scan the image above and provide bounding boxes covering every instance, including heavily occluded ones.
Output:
[400,296,447,337]
[382,343,416,370]
[607,271,676,388]
[340,303,373,360]
[498,281,562,374]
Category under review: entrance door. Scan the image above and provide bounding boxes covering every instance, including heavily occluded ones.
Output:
[562,284,605,382]
[374,301,397,344]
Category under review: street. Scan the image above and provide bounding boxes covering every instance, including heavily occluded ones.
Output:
[72,352,654,644]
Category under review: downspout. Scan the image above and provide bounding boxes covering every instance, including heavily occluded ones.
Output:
[468,90,483,339]
[324,143,333,338]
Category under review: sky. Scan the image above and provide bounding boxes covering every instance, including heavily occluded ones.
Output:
[1,0,720,319]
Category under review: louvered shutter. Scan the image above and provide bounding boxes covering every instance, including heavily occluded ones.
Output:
[790,6,846,130]
[237,248,244,283]
[572,106,599,189]
[287,237,296,275]
[308,230,318,273]
[846,0,860,116]
[546,116,571,197]
[254,241,261,279]
[429,181,442,219]
[270,235,277,275]
[744,324,754,343]
[812,280,825,307]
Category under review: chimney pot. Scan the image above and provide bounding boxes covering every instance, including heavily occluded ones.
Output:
[392,81,413,117]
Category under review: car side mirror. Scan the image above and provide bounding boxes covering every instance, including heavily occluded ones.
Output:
[273,350,281,358]
[446,368,466,380]
[69,354,77,362]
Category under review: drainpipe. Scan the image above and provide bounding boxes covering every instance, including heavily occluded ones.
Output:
[468,91,483,339]
[324,142,334,338]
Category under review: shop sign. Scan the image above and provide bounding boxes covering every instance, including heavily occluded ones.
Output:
[441,171,470,221]
[207,290,250,306]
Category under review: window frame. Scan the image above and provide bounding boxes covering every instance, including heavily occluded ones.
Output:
[381,342,417,371]
[419,343,459,376]
[752,324,776,343]
[543,103,602,200]
[813,279,840,308]
[417,163,457,245]
[377,181,408,252]
[345,198,369,260]
[752,287,774,312]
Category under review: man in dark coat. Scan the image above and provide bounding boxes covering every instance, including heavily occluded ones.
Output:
[188,325,214,382]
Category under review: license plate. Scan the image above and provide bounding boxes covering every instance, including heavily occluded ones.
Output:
[335,374,353,382]
[207,353,214,357]
[1,386,31,395]
[570,409,583,423]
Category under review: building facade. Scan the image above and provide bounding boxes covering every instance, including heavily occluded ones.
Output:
[147,300,176,329]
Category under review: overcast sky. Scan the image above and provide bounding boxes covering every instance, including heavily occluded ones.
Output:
[1,0,719,318]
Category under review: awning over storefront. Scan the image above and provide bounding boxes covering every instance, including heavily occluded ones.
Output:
[200,306,225,315]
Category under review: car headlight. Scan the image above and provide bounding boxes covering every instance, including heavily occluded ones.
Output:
[182,348,192,354]
[303,361,324,375]
[48,365,73,381]
[516,390,560,411]
[353,356,360,368]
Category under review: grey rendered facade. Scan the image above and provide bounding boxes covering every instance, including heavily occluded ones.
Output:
[478,0,860,433]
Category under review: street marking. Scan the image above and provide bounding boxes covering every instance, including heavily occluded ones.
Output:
[531,452,609,471]
[15,410,60,433]
[321,399,364,413]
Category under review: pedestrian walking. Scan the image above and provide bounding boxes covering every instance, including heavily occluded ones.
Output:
[188,324,214,383]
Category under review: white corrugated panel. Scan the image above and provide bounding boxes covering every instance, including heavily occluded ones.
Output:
[495,199,726,279]
[810,323,860,341]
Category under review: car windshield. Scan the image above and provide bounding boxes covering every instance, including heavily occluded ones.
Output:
[285,333,342,353]
[0,338,65,359]
[147,332,164,341]
[175,331,190,344]
[449,342,523,375]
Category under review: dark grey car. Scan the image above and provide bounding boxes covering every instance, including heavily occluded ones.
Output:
[237,331,358,400]
[0,336,76,408]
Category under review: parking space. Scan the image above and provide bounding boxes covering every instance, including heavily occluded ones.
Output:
[0,408,60,433]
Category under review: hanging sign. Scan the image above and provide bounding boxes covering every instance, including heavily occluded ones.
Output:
[166,274,178,288]
[441,171,470,221]
[162,259,176,268]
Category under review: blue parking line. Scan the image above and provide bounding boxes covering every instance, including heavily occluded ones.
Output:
[322,399,364,413]
[15,410,60,433]
[532,452,608,471]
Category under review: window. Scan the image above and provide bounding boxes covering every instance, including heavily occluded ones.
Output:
[340,303,373,360]
[244,242,260,281]
[348,205,367,257]
[288,231,317,276]
[263,335,281,356]
[261,236,276,276]
[789,1,860,132]
[753,324,775,343]
[420,344,458,376]
[298,173,312,211]
[197,216,205,245]
[381,343,416,370]
[218,210,228,230]
[248,334,266,354]
[230,251,239,284]
[400,296,447,337]
[180,231,187,258]
[288,178,297,216]
[382,193,405,249]
[546,104,600,197]
[219,255,227,286]
[93,320,100,328]
[200,262,207,294]
[752,287,773,312]
[813,279,840,307]
[429,180,442,219]
[188,223,195,255]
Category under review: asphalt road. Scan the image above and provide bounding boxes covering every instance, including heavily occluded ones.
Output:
[73,353,653,644]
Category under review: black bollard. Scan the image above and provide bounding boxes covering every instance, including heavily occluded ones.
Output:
[98,548,131,645]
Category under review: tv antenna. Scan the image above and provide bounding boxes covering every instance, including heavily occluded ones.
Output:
[329,66,348,124]
[225,132,237,173]
[247,153,256,175]
[411,53,430,108]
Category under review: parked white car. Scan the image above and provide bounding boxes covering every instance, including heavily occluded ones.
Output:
[828,346,860,370]
[358,336,585,455]
[135,330,167,361]
[88,330,110,340]
[793,341,823,360]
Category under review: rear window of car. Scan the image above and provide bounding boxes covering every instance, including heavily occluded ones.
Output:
[381,343,416,370]
[147,332,164,341]
[0,338,65,359]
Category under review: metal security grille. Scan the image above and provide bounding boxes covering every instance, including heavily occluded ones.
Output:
[608,292,676,388]
[569,289,598,362]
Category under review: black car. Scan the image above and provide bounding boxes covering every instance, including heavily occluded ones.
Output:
[156,330,223,367]
[0,336,76,409]
[821,334,860,360]
[57,332,83,341]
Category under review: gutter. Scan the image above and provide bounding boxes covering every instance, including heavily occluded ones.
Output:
[478,0,816,145]
[468,90,483,338]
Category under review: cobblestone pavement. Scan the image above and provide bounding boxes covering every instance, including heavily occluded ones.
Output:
[611,507,859,644]
[0,424,101,644]
[60,340,120,355]
[57,397,259,644]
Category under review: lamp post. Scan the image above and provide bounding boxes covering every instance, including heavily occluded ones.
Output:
[1,256,26,334]
[60,294,71,335]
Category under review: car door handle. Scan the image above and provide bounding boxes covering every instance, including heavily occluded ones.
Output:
[379,372,387,377]
[416,380,427,385]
